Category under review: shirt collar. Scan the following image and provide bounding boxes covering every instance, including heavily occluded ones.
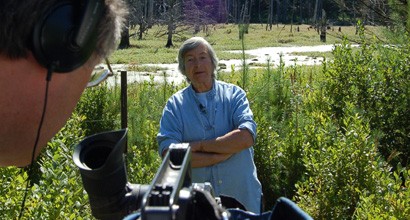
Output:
[189,79,217,99]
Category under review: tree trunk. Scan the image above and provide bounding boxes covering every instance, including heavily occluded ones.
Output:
[218,0,226,22]
[276,0,280,25]
[165,36,173,48]
[266,0,274,30]
[320,9,326,42]
[290,0,296,33]
[147,0,154,27]
[313,0,322,25]
[225,0,230,23]
[138,20,146,40]
[165,18,174,48]
[299,0,303,24]
[313,0,318,24]
[244,0,252,34]
[233,0,238,23]
[239,0,252,39]
[118,25,130,49]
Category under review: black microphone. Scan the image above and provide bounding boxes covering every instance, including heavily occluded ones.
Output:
[199,104,207,114]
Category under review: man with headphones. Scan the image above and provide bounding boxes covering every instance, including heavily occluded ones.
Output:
[0,0,128,167]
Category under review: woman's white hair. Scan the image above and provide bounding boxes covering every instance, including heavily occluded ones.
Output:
[177,37,218,81]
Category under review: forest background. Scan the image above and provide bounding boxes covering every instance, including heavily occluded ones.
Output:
[1,0,409,219]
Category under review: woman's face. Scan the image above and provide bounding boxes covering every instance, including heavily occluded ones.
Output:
[184,43,214,92]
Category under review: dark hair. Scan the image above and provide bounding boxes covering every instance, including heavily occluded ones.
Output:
[0,0,127,61]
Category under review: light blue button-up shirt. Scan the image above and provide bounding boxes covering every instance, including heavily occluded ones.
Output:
[157,80,262,213]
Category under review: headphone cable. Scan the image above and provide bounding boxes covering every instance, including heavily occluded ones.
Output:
[18,67,53,219]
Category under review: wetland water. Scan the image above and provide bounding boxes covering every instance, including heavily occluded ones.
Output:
[103,44,337,86]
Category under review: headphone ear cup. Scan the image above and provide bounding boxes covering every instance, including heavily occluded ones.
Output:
[32,1,97,73]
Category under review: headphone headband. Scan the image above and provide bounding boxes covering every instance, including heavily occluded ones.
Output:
[32,0,105,73]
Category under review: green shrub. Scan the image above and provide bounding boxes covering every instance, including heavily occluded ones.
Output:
[250,58,319,210]
[75,83,120,136]
[125,77,184,184]
[295,103,384,219]
[323,34,410,168]
[354,166,410,219]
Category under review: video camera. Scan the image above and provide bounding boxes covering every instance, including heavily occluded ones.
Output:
[73,129,230,220]
[73,129,313,220]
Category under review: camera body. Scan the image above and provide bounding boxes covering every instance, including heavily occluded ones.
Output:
[73,129,228,220]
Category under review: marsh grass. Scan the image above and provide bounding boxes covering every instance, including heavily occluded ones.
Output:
[109,24,385,65]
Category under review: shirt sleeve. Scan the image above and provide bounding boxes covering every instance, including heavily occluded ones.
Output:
[156,99,183,156]
[231,87,257,142]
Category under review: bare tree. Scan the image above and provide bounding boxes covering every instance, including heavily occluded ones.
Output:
[266,0,274,30]
[155,0,219,48]
[165,0,181,47]
[153,0,184,48]
[184,0,218,35]
[135,0,152,40]
[290,0,296,32]
[313,0,323,25]
[332,0,390,26]
[118,25,130,49]
[147,0,154,27]
[276,0,280,25]
[119,0,154,48]
[239,0,252,37]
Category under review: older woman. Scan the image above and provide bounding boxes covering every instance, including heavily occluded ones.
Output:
[157,37,262,213]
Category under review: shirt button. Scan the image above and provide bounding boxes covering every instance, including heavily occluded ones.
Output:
[218,180,222,184]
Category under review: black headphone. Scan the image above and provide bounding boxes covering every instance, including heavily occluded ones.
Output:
[32,0,105,73]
